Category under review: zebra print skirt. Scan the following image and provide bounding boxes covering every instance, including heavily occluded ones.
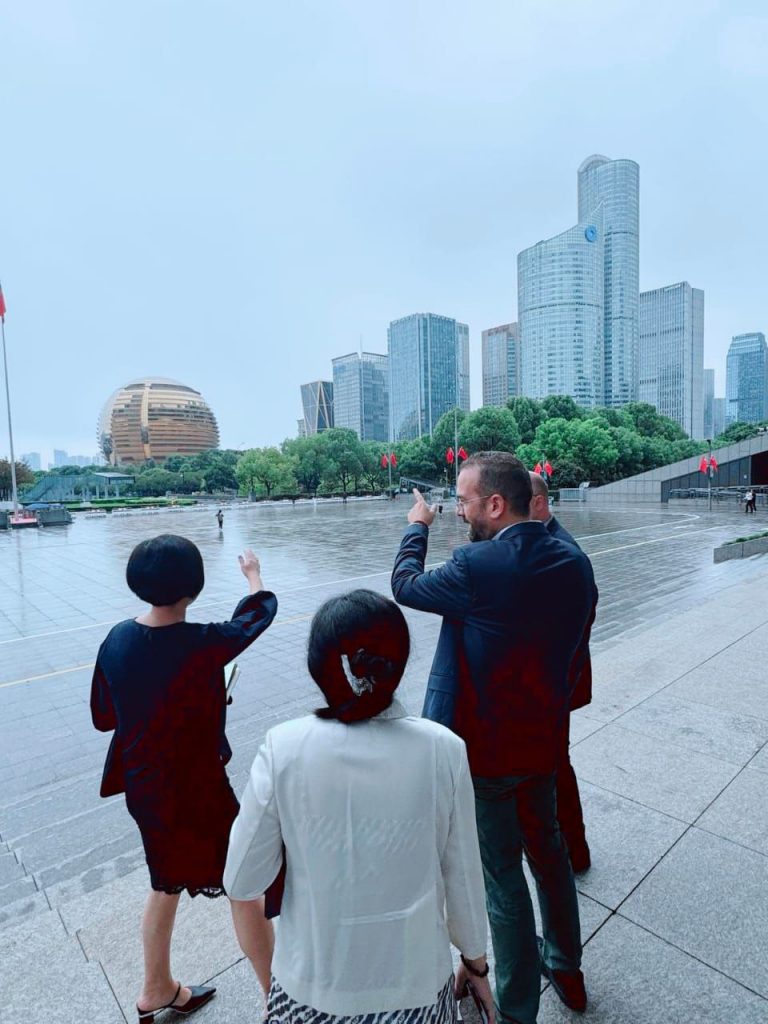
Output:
[265,974,457,1024]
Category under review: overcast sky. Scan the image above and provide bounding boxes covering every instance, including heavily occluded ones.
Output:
[1,0,766,465]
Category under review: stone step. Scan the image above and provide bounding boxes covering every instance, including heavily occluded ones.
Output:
[0,874,38,909]
[0,772,110,843]
[0,905,125,1023]
[0,849,26,886]
[0,887,49,930]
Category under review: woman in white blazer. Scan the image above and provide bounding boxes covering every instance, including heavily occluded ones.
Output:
[224,589,495,1023]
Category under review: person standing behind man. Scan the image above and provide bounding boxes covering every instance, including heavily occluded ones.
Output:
[391,453,595,1024]
[217,508,224,530]
[529,472,597,873]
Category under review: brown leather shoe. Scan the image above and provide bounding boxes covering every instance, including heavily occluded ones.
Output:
[537,937,587,1012]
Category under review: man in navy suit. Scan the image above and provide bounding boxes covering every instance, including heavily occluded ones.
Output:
[391,453,595,1024]
[529,472,597,874]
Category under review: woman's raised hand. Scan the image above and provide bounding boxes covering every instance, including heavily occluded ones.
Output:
[238,549,264,592]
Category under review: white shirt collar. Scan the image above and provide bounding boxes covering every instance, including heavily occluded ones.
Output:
[493,520,545,540]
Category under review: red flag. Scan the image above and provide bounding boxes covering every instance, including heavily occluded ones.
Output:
[534,462,542,474]
[390,451,397,468]
[544,460,553,476]
[699,456,708,473]
[458,446,468,461]
[0,282,6,321]
[446,447,455,464]
[380,454,389,469]
[709,456,718,472]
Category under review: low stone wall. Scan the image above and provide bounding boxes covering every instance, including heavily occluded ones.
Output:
[714,536,768,562]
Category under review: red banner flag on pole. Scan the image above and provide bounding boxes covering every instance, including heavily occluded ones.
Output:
[458,446,468,461]
[381,454,389,469]
[390,452,397,468]
[446,447,455,464]
[534,462,542,474]
[709,456,718,472]
[0,282,6,321]
[699,456,708,473]
[544,460,553,476]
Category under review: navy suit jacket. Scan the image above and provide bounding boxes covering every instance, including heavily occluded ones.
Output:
[546,516,598,710]
[391,521,595,776]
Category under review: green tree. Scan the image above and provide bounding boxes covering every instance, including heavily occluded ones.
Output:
[429,409,468,469]
[0,460,35,500]
[624,402,686,441]
[610,426,646,479]
[397,438,442,484]
[506,397,547,443]
[531,418,572,461]
[713,420,768,446]
[236,448,295,498]
[540,395,584,422]
[319,428,364,495]
[569,420,619,483]
[133,469,180,496]
[459,407,521,453]
[550,457,589,489]
[360,442,388,492]
[283,436,330,495]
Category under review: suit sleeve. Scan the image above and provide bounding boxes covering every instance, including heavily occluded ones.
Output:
[391,524,474,618]
[90,649,117,732]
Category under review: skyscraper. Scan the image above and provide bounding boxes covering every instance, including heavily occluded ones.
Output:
[713,397,726,438]
[703,369,715,439]
[518,222,604,407]
[725,333,768,425]
[332,352,389,442]
[482,323,520,407]
[387,313,470,441]
[639,283,704,438]
[578,155,640,407]
[300,381,334,435]
[20,451,41,470]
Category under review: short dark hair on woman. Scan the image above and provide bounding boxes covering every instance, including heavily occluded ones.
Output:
[308,589,410,725]
[462,450,532,517]
[126,534,205,607]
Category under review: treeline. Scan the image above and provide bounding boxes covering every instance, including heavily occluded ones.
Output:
[12,398,767,500]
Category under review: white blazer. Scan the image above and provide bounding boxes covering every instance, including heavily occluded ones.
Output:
[224,699,488,1016]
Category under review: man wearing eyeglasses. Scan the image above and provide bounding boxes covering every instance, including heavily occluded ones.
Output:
[391,452,595,1024]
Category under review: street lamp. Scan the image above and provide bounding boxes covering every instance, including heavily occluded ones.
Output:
[706,438,712,512]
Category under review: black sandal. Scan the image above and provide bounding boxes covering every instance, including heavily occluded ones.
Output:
[137,982,216,1022]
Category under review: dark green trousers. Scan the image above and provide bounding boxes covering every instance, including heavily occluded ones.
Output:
[473,772,582,1024]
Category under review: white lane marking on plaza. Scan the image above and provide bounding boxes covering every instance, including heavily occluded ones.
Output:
[589,525,722,556]
[572,515,701,541]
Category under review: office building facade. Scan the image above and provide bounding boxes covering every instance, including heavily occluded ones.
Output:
[482,322,520,407]
[387,313,470,441]
[578,155,640,407]
[518,222,604,407]
[332,352,389,442]
[703,369,715,439]
[725,333,768,425]
[300,381,334,435]
[638,282,704,438]
[20,452,41,471]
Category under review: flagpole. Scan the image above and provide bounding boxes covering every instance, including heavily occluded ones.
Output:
[707,438,712,513]
[1,313,19,514]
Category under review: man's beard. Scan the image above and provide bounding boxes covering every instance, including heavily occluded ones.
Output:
[468,521,492,543]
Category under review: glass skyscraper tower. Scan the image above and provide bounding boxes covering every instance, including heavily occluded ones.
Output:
[482,322,520,407]
[578,155,640,407]
[300,380,334,434]
[332,352,389,442]
[639,282,704,439]
[518,221,604,407]
[725,333,768,425]
[387,313,470,441]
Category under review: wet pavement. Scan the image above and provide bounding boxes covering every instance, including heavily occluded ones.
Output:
[1,497,767,1022]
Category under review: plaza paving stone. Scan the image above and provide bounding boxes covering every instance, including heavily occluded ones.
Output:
[1,498,768,1021]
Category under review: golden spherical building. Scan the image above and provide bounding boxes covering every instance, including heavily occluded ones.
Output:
[98,377,220,465]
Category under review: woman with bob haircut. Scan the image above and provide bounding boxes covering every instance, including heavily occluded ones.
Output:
[224,588,495,1024]
[91,534,278,1022]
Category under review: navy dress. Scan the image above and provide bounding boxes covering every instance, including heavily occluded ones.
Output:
[91,591,278,897]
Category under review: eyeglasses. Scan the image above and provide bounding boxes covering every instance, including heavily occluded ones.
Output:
[455,495,493,510]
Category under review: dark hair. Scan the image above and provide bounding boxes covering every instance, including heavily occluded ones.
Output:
[308,589,410,725]
[462,451,532,516]
[126,534,205,607]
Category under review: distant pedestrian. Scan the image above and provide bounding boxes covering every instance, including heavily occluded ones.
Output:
[745,490,755,514]
[217,508,224,529]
